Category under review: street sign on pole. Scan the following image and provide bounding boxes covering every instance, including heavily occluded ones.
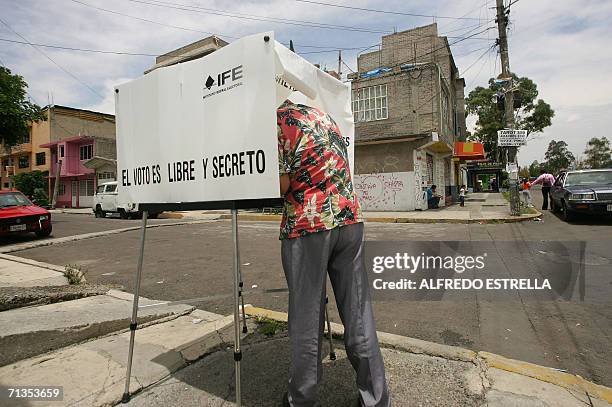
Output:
[497,129,527,147]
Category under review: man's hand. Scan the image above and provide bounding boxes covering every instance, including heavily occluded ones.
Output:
[280,174,290,195]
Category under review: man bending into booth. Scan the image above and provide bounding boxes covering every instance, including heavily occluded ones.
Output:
[277,99,390,407]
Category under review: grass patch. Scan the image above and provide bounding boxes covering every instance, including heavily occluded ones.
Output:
[64,264,87,285]
[255,316,287,337]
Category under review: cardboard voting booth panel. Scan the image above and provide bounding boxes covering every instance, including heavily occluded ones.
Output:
[116,32,355,405]
[115,31,354,211]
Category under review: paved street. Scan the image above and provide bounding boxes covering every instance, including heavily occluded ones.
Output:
[6,193,612,387]
[0,213,177,245]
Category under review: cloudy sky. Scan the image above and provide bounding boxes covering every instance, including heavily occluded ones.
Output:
[1,0,610,166]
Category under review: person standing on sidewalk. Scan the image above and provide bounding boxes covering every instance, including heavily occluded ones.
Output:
[277,100,390,407]
[521,178,533,207]
[531,169,555,210]
[459,185,466,207]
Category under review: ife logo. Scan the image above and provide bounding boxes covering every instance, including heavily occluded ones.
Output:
[204,65,243,91]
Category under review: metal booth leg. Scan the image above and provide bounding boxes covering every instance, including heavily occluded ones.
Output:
[231,208,242,406]
[121,211,149,403]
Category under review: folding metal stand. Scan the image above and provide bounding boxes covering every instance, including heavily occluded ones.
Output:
[121,211,149,403]
[121,208,246,406]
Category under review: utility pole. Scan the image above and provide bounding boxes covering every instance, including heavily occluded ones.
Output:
[337,50,342,79]
[495,0,520,215]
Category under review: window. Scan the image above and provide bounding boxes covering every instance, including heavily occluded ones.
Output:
[80,144,93,161]
[106,184,117,193]
[58,183,66,196]
[22,133,31,144]
[18,155,29,169]
[3,183,8,188]
[36,152,46,166]
[96,185,106,194]
[79,179,95,196]
[59,145,65,158]
[352,84,388,122]
[97,172,115,181]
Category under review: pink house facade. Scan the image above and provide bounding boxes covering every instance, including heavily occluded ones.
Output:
[41,136,97,208]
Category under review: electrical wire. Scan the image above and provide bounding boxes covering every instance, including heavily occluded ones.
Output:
[460,44,496,77]
[0,18,104,99]
[124,0,392,34]
[295,0,483,20]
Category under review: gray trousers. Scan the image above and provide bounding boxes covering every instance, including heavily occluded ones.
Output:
[281,223,390,407]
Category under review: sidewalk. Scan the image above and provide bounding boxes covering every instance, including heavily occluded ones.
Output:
[1,302,609,406]
[214,193,540,224]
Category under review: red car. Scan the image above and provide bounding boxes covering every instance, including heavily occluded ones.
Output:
[0,190,52,238]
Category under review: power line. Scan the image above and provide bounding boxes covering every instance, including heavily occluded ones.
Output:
[460,44,495,76]
[0,37,377,57]
[70,0,238,39]
[351,26,495,80]
[0,17,104,99]
[125,0,392,34]
[295,0,482,20]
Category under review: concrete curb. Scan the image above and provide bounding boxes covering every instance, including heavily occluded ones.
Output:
[0,219,219,254]
[0,253,67,273]
[245,306,611,404]
[220,211,542,224]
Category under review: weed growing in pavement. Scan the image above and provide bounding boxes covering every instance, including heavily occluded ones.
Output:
[64,264,87,285]
[256,316,288,337]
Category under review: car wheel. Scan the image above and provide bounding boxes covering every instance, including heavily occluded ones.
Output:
[561,200,574,221]
[119,209,129,219]
[95,205,106,218]
[35,225,52,238]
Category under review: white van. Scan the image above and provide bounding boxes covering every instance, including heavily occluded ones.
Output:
[93,181,159,219]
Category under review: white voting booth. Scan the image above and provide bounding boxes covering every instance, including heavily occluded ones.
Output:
[115,32,354,404]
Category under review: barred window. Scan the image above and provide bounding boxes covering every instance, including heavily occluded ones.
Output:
[352,84,388,122]
[79,144,93,161]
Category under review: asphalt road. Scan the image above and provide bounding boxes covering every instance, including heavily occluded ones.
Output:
[0,212,177,245]
[10,195,612,387]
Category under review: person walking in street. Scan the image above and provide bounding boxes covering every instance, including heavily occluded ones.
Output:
[531,168,555,210]
[459,184,466,207]
[277,100,390,407]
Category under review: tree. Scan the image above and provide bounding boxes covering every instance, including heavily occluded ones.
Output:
[544,140,575,174]
[0,67,46,146]
[528,160,542,177]
[466,75,554,162]
[583,137,612,169]
[13,170,47,198]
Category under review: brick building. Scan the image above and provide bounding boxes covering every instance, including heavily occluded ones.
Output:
[349,24,467,211]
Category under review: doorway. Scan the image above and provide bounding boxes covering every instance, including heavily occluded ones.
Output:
[71,180,78,207]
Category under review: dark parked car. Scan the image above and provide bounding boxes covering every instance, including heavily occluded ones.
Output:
[550,169,612,221]
[0,190,52,238]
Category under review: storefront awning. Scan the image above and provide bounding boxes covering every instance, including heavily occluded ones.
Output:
[454,142,485,161]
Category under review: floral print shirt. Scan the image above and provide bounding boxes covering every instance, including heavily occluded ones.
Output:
[277,100,362,239]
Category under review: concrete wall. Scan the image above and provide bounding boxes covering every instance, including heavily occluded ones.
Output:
[354,172,416,211]
[355,141,415,174]
[50,108,115,142]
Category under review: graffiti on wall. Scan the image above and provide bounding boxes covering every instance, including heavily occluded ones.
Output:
[354,172,415,211]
